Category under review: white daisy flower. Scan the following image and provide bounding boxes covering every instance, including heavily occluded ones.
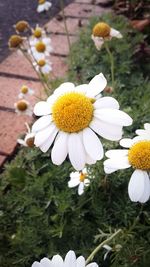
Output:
[32,250,98,267]
[14,99,32,116]
[68,168,90,195]
[91,22,123,50]
[18,85,34,99]
[31,25,46,40]
[33,58,52,74]
[37,0,52,13]
[17,123,35,147]
[104,125,150,203]
[29,37,52,60]
[32,73,132,171]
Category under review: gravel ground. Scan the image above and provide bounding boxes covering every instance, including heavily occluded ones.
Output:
[0,0,73,62]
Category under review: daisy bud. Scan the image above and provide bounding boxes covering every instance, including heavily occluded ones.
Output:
[8,35,23,48]
[15,20,29,33]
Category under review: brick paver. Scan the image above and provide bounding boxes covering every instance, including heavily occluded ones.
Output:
[0,0,110,168]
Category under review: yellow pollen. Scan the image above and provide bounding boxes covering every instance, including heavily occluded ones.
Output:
[128,141,150,170]
[26,137,35,147]
[9,35,23,48]
[39,0,45,4]
[35,41,46,53]
[79,173,86,182]
[38,59,46,67]
[52,92,94,133]
[93,22,111,38]
[16,100,28,111]
[33,28,42,38]
[15,21,29,32]
[21,85,28,94]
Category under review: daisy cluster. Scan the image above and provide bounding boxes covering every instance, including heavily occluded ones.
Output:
[14,85,34,116]
[9,20,53,75]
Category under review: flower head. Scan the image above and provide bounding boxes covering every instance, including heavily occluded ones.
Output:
[18,85,34,99]
[33,58,52,74]
[8,35,24,49]
[14,20,29,33]
[68,168,90,195]
[104,123,150,203]
[37,0,52,13]
[17,123,35,147]
[92,22,123,50]
[14,99,32,116]
[32,250,98,267]
[32,73,132,170]
[29,37,52,60]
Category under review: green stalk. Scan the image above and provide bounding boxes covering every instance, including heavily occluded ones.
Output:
[85,229,122,264]
[104,41,115,91]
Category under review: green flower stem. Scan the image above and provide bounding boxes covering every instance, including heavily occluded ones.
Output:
[104,41,115,91]
[60,0,72,64]
[85,229,122,264]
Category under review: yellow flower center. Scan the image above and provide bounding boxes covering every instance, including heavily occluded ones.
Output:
[21,85,28,94]
[128,141,150,170]
[9,35,23,48]
[38,59,46,67]
[39,0,45,4]
[15,20,29,32]
[26,137,35,147]
[35,41,46,53]
[16,100,28,111]
[52,92,94,133]
[33,27,42,38]
[79,172,86,182]
[93,22,111,38]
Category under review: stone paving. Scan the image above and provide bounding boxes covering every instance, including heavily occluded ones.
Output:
[0,0,111,168]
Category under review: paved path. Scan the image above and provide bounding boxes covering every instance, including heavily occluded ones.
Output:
[0,0,111,168]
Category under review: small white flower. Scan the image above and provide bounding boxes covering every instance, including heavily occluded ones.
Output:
[32,250,98,267]
[17,123,35,147]
[68,168,90,195]
[37,0,52,13]
[32,73,132,171]
[104,124,150,203]
[92,22,122,50]
[18,85,34,99]
[29,37,52,60]
[33,58,52,74]
[14,99,32,116]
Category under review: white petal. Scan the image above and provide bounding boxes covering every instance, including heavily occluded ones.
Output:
[105,149,128,159]
[94,108,133,126]
[17,139,26,146]
[120,138,133,148]
[68,133,86,171]
[87,73,107,97]
[54,82,75,96]
[70,172,80,179]
[94,97,119,110]
[91,35,104,50]
[128,170,150,203]
[51,131,68,165]
[90,117,123,141]
[40,257,52,267]
[139,173,150,203]
[104,165,118,174]
[136,129,148,136]
[32,115,52,133]
[104,157,130,170]
[144,123,150,130]
[64,251,76,267]
[34,101,50,116]
[68,178,80,188]
[40,127,58,153]
[32,262,41,267]
[86,154,97,165]
[83,128,104,160]
[110,28,123,38]
[34,123,56,147]
[78,182,84,195]
[51,255,63,267]
[76,256,85,267]
[87,263,99,267]
[75,84,88,94]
